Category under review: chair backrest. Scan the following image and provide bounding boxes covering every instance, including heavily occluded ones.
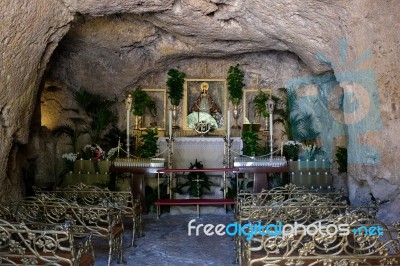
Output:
[0,218,94,266]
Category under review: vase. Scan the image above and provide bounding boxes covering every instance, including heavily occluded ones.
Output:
[64,159,75,173]
[134,115,142,129]
[232,104,242,129]
[171,105,180,129]
[263,116,269,132]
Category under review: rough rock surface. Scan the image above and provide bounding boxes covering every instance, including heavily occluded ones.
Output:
[1,0,399,221]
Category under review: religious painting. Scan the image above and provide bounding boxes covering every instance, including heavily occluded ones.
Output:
[243,88,272,124]
[182,79,227,132]
[140,88,166,130]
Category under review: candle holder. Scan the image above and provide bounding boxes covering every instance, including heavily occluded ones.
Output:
[231,104,242,129]
[166,137,174,169]
[171,105,181,129]
[267,96,275,159]
[223,136,233,168]
[125,94,133,157]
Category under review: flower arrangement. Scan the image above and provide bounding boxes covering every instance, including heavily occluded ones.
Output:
[81,144,105,160]
[302,144,324,161]
[106,147,119,160]
[62,152,78,171]
[283,140,303,160]
[166,68,186,106]
[226,64,244,105]
[303,144,317,160]
[173,159,213,198]
[62,152,78,162]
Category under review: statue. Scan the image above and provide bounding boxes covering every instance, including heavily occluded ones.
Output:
[187,82,221,129]
[190,82,221,115]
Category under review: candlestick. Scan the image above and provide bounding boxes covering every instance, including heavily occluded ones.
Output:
[117,138,120,157]
[227,109,231,140]
[127,109,130,156]
[125,94,132,157]
[269,112,273,158]
[169,110,173,138]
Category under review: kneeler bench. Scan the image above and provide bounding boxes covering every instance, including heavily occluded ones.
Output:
[155,167,239,218]
[155,198,235,218]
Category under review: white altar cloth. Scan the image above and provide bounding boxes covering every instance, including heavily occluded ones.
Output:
[158,137,242,169]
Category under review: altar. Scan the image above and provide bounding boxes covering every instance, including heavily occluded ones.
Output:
[157,137,242,168]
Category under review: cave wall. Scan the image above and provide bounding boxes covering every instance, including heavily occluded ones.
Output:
[342,0,400,222]
[0,0,73,200]
[0,0,399,221]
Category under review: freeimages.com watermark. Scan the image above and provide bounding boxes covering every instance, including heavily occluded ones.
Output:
[187,219,383,241]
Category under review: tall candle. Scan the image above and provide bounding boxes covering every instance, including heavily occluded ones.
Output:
[126,109,130,156]
[117,138,120,157]
[227,109,231,140]
[169,110,173,138]
[280,142,283,156]
[125,94,132,157]
[269,112,273,158]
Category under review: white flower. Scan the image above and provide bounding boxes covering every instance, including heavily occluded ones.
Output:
[83,144,105,158]
[62,152,78,162]
[284,140,303,147]
[303,144,317,160]
[107,147,118,160]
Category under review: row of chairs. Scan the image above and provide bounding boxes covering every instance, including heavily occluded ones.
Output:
[233,184,400,266]
[33,183,142,246]
[0,218,95,265]
[0,183,142,266]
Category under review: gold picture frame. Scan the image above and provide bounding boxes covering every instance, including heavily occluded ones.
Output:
[139,88,167,130]
[243,88,272,124]
[182,79,227,132]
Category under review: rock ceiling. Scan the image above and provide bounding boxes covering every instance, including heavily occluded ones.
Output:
[45,0,348,96]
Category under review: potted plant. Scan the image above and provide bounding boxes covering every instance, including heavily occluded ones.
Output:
[73,88,117,144]
[252,90,270,130]
[166,68,186,128]
[335,146,347,173]
[166,68,186,106]
[138,128,159,158]
[227,64,244,105]
[282,140,302,160]
[226,64,245,128]
[173,159,213,198]
[241,124,261,157]
[131,86,156,129]
[273,87,320,142]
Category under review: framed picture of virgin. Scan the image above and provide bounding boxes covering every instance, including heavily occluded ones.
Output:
[182,79,227,132]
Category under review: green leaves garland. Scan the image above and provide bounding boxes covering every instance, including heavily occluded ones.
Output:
[227,64,244,105]
[166,68,186,106]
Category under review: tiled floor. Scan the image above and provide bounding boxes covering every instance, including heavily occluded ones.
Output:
[93,212,237,266]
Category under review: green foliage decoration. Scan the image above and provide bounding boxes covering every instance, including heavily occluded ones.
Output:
[166,68,186,106]
[73,88,117,144]
[138,128,159,158]
[227,64,244,105]
[131,86,157,116]
[241,124,261,157]
[225,177,252,199]
[174,159,213,198]
[52,117,87,153]
[335,146,348,173]
[252,90,270,122]
[273,87,320,142]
